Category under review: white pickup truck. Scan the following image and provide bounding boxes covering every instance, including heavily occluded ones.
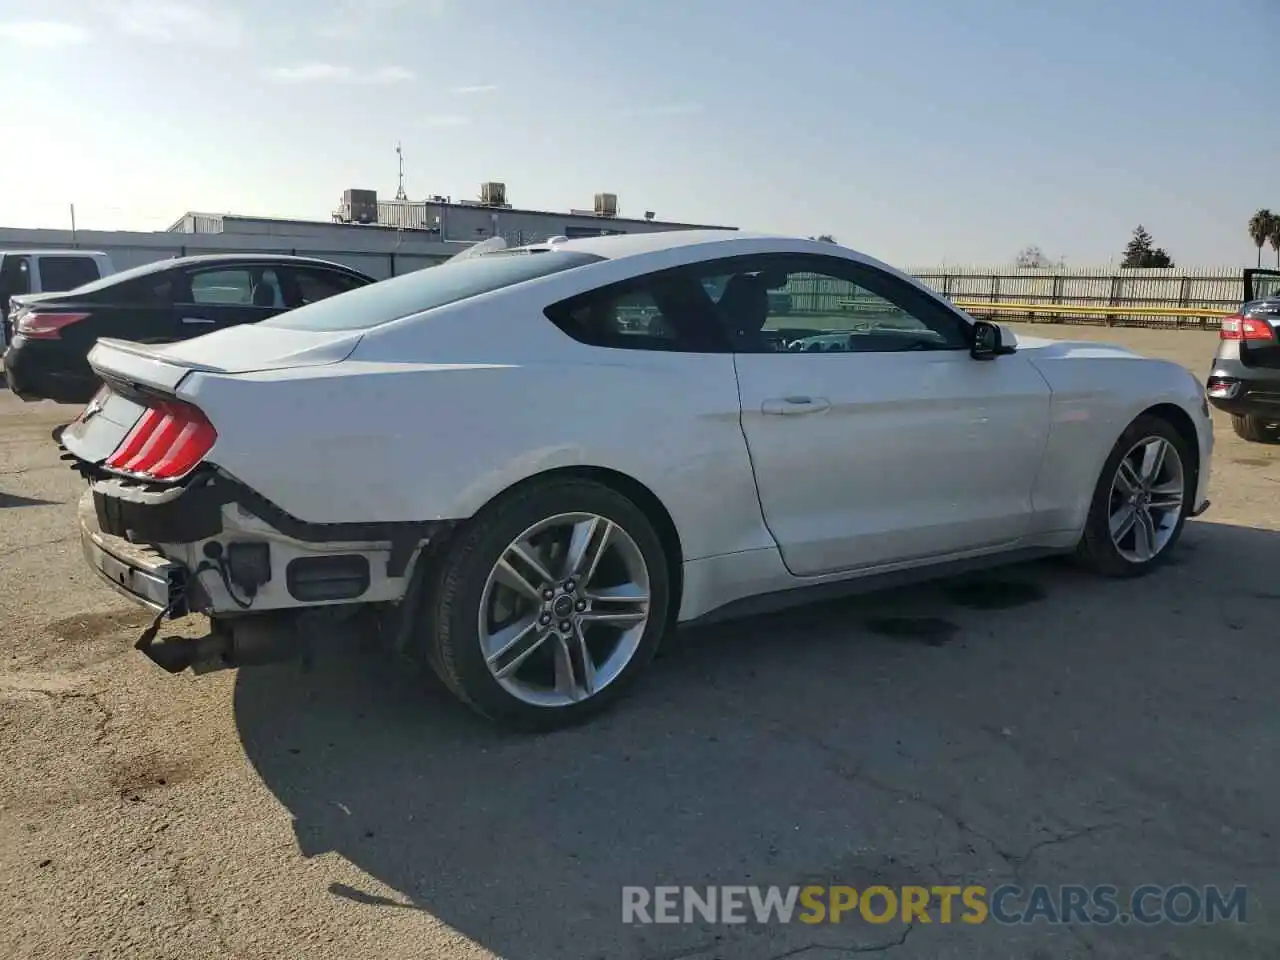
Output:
[1,249,115,348]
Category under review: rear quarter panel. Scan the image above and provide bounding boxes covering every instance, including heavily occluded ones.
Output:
[178,300,772,563]
[1019,340,1211,535]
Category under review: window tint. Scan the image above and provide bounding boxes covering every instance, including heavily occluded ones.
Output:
[691,255,969,354]
[188,268,254,305]
[546,285,682,350]
[0,255,32,296]
[292,268,366,305]
[39,256,100,291]
[187,268,284,307]
[262,249,603,332]
[115,274,176,306]
[544,268,727,352]
[67,257,174,297]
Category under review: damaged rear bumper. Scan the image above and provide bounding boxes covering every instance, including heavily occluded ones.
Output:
[73,465,453,616]
[79,491,187,614]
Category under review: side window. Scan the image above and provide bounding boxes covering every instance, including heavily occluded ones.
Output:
[188,268,254,305]
[292,268,365,306]
[544,271,724,352]
[0,255,32,296]
[694,255,969,354]
[38,256,100,291]
[186,268,284,307]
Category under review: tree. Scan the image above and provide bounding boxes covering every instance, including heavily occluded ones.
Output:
[810,234,837,243]
[1121,225,1174,268]
[1269,216,1280,268]
[1248,210,1275,268]
[1015,245,1051,268]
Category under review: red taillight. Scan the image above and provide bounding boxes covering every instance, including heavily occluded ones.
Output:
[1220,313,1275,341]
[16,311,90,339]
[104,399,216,481]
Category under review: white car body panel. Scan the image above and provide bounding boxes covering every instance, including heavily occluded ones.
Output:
[733,349,1053,576]
[75,231,1214,626]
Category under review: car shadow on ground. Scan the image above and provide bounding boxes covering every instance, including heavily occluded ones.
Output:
[233,520,1280,960]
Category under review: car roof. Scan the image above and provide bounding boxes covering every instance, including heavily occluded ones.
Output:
[543,229,768,260]
[0,249,109,257]
[168,253,364,270]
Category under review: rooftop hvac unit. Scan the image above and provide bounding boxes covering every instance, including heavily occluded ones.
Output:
[594,192,619,217]
[343,188,378,224]
[480,181,507,206]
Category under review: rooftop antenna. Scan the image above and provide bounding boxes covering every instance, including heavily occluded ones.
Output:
[394,141,408,201]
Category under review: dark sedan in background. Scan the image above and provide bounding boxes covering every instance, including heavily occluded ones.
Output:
[3,254,375,403]
[1207,268,1280,442]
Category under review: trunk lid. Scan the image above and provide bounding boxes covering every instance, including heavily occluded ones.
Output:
[127,323,365,375]
[60,325,363,470]
[3,292,68,348]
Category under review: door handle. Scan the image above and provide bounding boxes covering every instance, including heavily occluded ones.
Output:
[180,317,215,325]
[761,396,831,415]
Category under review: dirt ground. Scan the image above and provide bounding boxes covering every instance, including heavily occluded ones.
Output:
[1,324,1277,960]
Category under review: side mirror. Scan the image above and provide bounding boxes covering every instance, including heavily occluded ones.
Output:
[970,320,1015,360]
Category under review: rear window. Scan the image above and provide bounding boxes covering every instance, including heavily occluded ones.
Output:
[259,249,604,332]
[39,256,100,291]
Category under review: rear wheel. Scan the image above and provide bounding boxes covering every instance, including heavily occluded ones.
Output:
[1075,415,1192,578]
[1230,413,1279,443]
[425,478,670,730]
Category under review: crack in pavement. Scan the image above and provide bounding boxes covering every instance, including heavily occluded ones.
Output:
[4,685,113,745]
[775,725,1126,885]
[644,937,725,960]
[767,923,914,958]
[0,535,75,559]
[166,857,235,958]
[63,691,112,745]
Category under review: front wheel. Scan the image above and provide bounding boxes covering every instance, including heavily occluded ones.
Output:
[424,478,671,730]
[1075,415,1193,578]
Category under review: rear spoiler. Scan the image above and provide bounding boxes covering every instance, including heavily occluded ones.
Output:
[88,338,221,395]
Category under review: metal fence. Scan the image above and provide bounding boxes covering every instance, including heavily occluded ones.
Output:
[901,266,1243,328]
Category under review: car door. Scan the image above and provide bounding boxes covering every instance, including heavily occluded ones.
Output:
[1244,268,1280,303]
[172,264,287,336]
[702,253,1053,577]
[0,254,32,340]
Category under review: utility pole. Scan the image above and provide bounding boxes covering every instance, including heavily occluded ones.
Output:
[69,203,77,246]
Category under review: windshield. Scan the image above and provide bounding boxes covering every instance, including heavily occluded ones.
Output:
[261,249,604,332]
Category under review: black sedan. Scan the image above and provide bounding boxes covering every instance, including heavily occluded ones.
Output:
[1206,268,1280,442]
[3,254,375,404]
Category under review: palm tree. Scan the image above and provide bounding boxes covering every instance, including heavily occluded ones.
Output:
[1250,210,1275,267]
[1270,215,1280,268]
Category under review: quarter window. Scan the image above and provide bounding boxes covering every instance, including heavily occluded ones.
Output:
[543,270,726,352]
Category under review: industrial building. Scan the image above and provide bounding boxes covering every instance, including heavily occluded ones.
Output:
[0,181,733,281]
[169,181,733,248]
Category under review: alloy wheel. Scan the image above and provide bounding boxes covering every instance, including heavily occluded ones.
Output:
[477,512,651,708]
[1108,436,1185,564]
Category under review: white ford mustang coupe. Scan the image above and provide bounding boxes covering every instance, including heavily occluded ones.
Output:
[59,231,1213,728]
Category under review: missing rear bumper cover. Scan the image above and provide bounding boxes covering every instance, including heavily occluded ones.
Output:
[73,462,449,578]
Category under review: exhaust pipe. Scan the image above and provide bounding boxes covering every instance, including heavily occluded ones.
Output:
[136,608,370,674]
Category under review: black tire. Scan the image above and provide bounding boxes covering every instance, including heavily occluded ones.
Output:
[1230,413,1278,443]
[1075,414,1194,578]
[424,477,671,731]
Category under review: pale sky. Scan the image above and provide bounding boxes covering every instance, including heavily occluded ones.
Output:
[1,0,1276,267]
